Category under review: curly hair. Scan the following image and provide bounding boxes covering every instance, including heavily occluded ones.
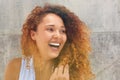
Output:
[21,4,94,80]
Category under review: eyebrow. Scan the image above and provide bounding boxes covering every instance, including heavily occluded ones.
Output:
[45,24,66,29]
[46,24,55,27]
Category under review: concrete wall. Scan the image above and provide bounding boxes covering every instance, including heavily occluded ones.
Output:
[0,0,120,80]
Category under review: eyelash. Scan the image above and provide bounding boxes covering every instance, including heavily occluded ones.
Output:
[60,29,66,34]
[46,28,66,34]
[47,28,54,32]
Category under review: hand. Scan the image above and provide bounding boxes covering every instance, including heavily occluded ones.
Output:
[49,64,69,80]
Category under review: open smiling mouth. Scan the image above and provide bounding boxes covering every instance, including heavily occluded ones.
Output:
[49,43,60,48]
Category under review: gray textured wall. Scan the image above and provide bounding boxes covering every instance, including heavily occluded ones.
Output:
[0,0,120,80]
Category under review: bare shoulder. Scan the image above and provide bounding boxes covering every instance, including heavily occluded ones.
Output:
[4,57,22,80]
[7,58,21,67]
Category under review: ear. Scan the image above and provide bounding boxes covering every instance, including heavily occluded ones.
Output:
[30,30,36,40]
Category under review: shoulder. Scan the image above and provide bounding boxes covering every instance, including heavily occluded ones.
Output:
[7,58,21,67]
[5,58,22,71]
[4,57,22,80]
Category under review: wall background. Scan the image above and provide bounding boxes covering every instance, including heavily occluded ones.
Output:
[0,0,120,80]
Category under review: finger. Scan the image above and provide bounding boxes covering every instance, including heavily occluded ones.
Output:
[49,67,58,80]
[63,64,69,80]
[53,67,58,75]
[64,64,69,74]
[58,65,64,75]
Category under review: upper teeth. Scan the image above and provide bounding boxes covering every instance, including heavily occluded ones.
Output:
[49,43,60,47]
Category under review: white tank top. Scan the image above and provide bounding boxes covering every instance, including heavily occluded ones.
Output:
[19,57,35,80]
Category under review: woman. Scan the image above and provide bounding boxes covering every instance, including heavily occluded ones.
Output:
[4,4,94,80]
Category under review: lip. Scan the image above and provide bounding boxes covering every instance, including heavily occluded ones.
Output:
[50,46,59,51]
[49,43,60,47]
[48,42,61,51]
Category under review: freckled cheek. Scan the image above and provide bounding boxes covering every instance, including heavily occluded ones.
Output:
[63,35,67,43]
[43,33,52,41]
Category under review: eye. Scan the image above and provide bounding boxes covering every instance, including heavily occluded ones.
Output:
[60,29,66,34]
[47,27,54,32]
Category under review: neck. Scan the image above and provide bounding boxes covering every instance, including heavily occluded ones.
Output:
[33,55,54,69]
[33,55,54,80]
[39,59,54,71]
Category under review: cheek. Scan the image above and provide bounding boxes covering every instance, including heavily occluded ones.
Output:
[40,33,52,43]
[63,35,67,43]
[44,32,52,39]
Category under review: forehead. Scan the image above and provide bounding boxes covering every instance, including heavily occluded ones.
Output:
[42,13,62,21]
[40,13,64,25]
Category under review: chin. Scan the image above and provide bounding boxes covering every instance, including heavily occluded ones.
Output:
[50,52,60,59]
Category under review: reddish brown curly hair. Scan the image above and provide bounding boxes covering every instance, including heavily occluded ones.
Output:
[21,4,94,80]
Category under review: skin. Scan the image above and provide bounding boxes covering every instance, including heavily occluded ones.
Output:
[50,65,69,80]
[31,13,67,61]
[4,13,69,80]
[4,58,21,80]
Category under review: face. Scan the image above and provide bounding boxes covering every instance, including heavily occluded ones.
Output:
[31,13,67,61]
